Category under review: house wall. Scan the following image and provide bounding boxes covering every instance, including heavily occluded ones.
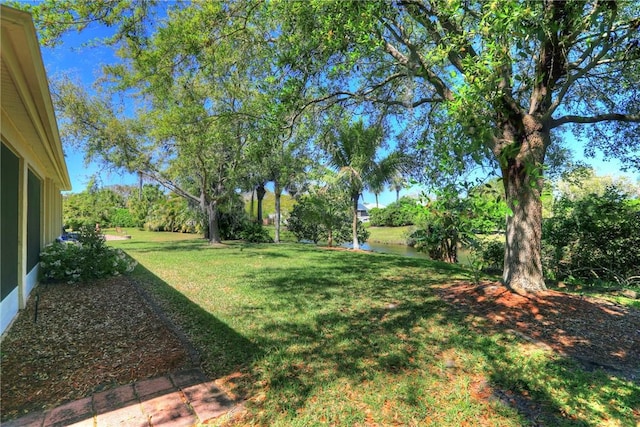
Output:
[1,5,70,336]
[0,138,65,334]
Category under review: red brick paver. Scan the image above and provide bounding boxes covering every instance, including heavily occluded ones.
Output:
[43,397,93,426]
[141,393,196,427]
[95,403,148,427]
[182,382,234,423]
[4,369,236,427]
[93,384,138,413]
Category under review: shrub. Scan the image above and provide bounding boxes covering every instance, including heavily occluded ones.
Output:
[110,208,137,227]
[40,226,137,283]
[239,222,274,243]
[287,192,368,246]
[478,240,505,272]
[369,197,417,227]
[542,188,640,285]
[410,224,459,263]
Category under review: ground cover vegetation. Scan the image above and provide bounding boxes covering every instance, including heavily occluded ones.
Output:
[22,0,640,293]
[31,230,638,425]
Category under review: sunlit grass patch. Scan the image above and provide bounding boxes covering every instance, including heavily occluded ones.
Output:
[109,231,640,426]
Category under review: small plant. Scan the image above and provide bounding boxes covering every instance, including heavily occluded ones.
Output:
[40,226,137,283]
[479,240,505,272]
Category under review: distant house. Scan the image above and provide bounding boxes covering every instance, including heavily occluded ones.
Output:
[357,203,369,222]
[1,5,71,335]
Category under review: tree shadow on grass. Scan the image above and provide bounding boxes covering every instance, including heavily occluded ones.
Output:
[238,252,640,425]
[117,239,296,259]
[438,282,640,379]
[131,263,262,384]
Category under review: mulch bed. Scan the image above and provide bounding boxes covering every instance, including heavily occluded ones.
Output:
[0,277,191,422]
[436,281,640,381]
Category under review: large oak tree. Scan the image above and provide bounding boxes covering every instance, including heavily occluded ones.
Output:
[275,0,640,292]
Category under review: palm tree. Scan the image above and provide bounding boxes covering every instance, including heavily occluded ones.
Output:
[323,119,405,250]
[390,173,406,202]
[368,178,385,208]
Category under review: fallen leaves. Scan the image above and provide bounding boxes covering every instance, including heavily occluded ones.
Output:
[0,277,190,422]
[437,281,640,380]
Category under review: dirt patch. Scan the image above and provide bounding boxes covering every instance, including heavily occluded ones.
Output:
[436,281,640,381]
[0,277,191,422]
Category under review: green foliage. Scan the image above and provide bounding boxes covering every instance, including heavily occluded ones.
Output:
[466,179,510,233]
[40,226,137,283]
[128,184,165,228]
[477,240,505,272]
[144,194,204,234]
[543,188,640,285]
[217,194,249,240]
[63,186,126,229]
[286,191,369,246]
[110,208,137,227]
[556,166,640,201]
[369,197,417,227]
[239,222,274,243]
[411,185,478,263]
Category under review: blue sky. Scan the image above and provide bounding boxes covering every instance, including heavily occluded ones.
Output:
[37,12,639,207]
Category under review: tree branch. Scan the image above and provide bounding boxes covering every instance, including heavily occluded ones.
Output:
[382,39,454,102]
[550,113,640,128]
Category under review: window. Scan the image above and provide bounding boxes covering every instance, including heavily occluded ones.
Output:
[1,143,19,299]
[27,169,41,272]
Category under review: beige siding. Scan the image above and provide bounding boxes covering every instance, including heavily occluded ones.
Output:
[1,5,72,335]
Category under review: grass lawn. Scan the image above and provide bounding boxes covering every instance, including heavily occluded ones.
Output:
[365,225,415,245]
[108,229,639,426]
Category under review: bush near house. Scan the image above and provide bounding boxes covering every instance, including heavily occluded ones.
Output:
[40,226,137,283]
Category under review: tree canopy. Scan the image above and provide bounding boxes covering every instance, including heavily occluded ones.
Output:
[273,0,640,292]
[22,0,640,292]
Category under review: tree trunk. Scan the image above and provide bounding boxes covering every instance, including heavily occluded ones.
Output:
[256,182,266,223]
[444,238,457,263]
[499,115,548,293]
[274,181,282,243]
[206,200,222,244]
[250,189,255,220]
[352,194,360,250]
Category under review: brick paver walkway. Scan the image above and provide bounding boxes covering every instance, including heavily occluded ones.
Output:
[3,368,238,426]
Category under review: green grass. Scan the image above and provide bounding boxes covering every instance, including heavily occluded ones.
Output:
[108,229,640,426]
[366,225,414,245]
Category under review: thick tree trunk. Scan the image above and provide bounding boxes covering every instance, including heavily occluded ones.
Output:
[206,200,222,244]
[256,182,266,223]
[274,181,282,243]
[499,115,548,293]
[352,194,360,250]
